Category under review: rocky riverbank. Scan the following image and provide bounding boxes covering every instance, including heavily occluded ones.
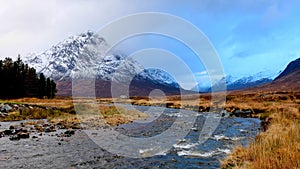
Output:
[0,119,77,141]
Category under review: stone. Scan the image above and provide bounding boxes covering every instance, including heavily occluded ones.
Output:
[3,130,12,135]
[44,126,56,133]
[62,130,76,137]
[9,135,20,141]
[44,127,52,133]
[18,132,30,139]
[65,130,75,135]
[2,104,12,112]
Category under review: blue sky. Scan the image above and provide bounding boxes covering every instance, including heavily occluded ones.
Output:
[1,0,300,89]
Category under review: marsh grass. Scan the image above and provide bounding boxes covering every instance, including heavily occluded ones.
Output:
[2,107,73,121]
[1,98,148,126]
[221,107,300,169]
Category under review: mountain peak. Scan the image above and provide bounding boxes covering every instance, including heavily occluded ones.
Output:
[24,31,181,96]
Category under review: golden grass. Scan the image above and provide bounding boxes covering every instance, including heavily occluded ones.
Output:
[0,97,74,108]
[2,107,74,122]
[0,98,148,126]
[2,92,300,168]
[221,107,300,169]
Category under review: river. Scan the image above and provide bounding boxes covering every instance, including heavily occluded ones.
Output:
[0,105,261,169]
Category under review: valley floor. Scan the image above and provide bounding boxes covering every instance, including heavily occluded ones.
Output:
[0,91,299,168]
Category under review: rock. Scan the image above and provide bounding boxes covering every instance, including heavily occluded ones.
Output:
[32,136,38,139]
[191,127,199,131]
[71,124,82,129]
[34,125,43,132]
[65,130,75,135]
[18,132,30,139]
[44,127,51,132]
[44,126,56,132]
[1,104,12,112]
[61,130,76,137]
[3,130,12,135]
[43,123,51,127]
[9,125,15,130]
[9,135,20,141]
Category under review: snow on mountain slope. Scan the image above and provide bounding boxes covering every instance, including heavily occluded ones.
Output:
[24,31,179,88]
[192,71,276,92]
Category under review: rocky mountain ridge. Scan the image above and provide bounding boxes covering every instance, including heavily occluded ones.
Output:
[24,31,181,96]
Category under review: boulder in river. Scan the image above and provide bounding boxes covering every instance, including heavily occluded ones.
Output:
[3,129,12,135]
[0,104,13,112]
[18,132,30,139]
[9,135,20,141]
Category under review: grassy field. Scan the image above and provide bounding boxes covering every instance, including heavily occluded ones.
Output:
[0,97,148,126]
[1,91,299,168]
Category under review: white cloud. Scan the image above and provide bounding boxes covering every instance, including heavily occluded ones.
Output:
[194,71,208,76]
[0,0,141,59]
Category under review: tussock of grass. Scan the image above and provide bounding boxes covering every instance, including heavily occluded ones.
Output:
[221,107,300,169]
[1,98,148,126]
[2,107,73,121]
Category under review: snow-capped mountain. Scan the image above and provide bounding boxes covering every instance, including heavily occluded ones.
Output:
[24,31,179,89]
[192,71,277,92]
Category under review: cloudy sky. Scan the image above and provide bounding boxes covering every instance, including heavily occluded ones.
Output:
[1,0,300,89]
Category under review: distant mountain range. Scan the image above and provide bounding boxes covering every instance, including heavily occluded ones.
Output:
[214,57,300,92]
[192,72,277,92]
[191,57,300,93]
[24,31,300,96]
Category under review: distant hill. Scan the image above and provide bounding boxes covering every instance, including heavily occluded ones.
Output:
[243,57,300,92]
[266,57,300,91]
[275,58,300,81]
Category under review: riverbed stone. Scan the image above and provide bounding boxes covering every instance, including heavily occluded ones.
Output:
[9,135,20,141]
[3,129,12,135]
[1,104,12,112]
[18,132,30,139]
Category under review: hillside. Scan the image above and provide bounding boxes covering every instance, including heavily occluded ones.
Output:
[249,57,300,92]
[222,57,300,94]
